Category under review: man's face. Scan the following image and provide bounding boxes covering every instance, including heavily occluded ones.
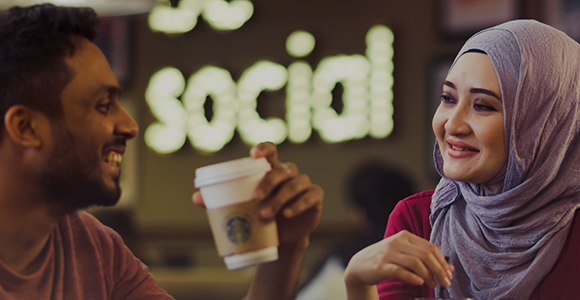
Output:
[37,38,138,212]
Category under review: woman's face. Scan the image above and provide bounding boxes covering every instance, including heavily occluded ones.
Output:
[432,52,506,184]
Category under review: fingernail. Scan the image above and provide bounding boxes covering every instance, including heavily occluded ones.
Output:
[444,277,451,287]
[284,208,293,217]
[250,145,260,156]
[261,207,273,218]
[448,270,453,279]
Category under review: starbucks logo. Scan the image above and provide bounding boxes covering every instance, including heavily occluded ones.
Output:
[225,215,252,244]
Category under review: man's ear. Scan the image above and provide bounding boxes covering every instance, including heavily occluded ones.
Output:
[3,105,45,148]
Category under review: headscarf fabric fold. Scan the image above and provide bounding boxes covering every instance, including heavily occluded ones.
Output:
[430,20,580,300]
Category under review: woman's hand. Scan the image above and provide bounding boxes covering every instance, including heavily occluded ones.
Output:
[344,230,453,299]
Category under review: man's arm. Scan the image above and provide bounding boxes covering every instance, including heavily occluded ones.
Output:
[244,142,324,300]
[246,239,309,300]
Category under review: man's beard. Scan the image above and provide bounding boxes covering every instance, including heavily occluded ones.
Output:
[36,126,122,214]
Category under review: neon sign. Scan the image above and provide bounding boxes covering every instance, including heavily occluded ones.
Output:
[144,25,394,154]
[148,0,254,34]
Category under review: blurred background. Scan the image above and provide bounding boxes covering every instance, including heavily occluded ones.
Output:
[3,0,579,299]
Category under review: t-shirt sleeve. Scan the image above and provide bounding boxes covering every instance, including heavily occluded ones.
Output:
[376,191,434,300]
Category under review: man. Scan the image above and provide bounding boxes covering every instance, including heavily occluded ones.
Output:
[0,3,324,299]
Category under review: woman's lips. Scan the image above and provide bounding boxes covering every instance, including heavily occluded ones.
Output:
[446,140,479,158]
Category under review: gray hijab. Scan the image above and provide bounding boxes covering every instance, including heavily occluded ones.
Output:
[430,20,580,300]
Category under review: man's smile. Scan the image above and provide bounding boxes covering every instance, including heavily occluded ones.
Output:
[104,151,122,167]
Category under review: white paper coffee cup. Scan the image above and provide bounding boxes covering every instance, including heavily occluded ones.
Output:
[194,157,279,270]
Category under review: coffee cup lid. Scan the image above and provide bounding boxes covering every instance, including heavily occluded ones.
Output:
[194,157,271,188]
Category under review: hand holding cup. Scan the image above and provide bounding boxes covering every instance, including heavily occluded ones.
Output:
[193,142,324,268]
[249,142,324,247]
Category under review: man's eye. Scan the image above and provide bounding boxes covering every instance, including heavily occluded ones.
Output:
[97,103,112,114]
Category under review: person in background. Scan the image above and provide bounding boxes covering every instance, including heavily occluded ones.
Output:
[344,19,580,300]
[0,4,323,300]
[296,162,414,300]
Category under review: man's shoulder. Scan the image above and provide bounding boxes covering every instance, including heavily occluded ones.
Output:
[59,210,123,248]
[65,210,111,231]
[68,210,101,222]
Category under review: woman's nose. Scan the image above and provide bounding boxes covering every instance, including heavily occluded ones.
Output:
[444,104,470,136]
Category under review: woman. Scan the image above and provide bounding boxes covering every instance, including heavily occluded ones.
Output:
[344,19,580,300]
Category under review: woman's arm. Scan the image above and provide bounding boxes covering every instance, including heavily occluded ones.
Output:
[344,230,452,300]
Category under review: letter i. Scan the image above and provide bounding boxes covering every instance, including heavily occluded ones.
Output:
[285,30,315,143]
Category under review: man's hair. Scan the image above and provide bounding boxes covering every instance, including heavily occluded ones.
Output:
[0,3,99,131]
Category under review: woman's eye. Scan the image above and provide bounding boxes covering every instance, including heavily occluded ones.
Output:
[474,103,496,112]
[440,95,454,104]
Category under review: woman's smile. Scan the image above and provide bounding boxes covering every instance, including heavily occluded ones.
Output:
[446,139,479,158]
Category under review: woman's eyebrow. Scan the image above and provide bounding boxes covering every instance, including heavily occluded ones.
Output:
[443,80,501,101]
[470,87,501,101]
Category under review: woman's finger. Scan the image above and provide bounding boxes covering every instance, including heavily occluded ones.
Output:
[346,237,428,287]
[411,234,453,274]
[404,233,452,287]
[380,260,425,286]
[392,249,440,288]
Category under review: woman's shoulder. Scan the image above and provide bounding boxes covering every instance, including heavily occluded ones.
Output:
[386,190,434,240]
[394,190,433,217]
[400,190,434,205]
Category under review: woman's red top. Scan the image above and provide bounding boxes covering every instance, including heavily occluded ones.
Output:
[377,190,580,300]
